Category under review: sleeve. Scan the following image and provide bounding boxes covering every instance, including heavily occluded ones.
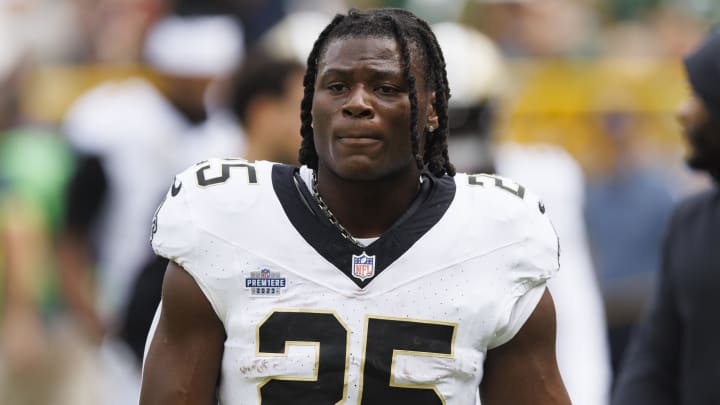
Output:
[611,210,681,405]
[488,185,560,349]
[149,164,231,322]
[496,143,612,405]
[150,172,198,273]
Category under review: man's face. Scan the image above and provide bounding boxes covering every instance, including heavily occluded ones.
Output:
[676,93,720,172]
[311,36,436,181]
[163,75,212,122]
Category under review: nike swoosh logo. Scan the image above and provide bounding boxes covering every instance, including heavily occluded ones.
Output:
[171,178,182,197]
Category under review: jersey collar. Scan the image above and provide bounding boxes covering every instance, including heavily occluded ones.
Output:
[271,164,456,288]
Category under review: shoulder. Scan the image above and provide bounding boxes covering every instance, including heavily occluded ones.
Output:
[151,159,281,319]
[454,172,550,223]
[666,187,718,235]
[674,188,718,216]
[174,157,269,190]
[159,158,276,223]
[62,78,177,153]
[64,78,162,126]
[150,159,278,264]
[452,171,560,271]
[452,173,560,348]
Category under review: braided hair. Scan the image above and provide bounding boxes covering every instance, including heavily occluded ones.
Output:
[298,8,455,177]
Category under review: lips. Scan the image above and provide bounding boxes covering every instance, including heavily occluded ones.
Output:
[338,134,379,139]
[337,131,380,139]
[335,130,382,146]
[338,137,381,147]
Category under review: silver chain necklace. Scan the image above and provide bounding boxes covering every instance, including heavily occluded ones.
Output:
[311,170,365,247]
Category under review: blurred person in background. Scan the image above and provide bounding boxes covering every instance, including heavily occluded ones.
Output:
[229,50,305,164]
[71,0,167,64]
[120,48,305,365]
[434,22,612,405]
[584,109,675,376]
[0,10,97,405]
[461,0,597,58]
[612,27,720,405]
[57,13,244,405]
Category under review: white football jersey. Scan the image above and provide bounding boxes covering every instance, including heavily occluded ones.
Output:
[150,158,559,404]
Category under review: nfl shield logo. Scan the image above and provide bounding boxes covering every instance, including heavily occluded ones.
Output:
[352,252,376,281]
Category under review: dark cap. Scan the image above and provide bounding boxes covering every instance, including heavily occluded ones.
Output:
[684,28,720,120]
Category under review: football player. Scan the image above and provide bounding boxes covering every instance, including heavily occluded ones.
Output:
[140,8,570,404]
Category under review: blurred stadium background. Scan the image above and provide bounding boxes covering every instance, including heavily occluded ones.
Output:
[12,0,714,187]
[1,0,718,404]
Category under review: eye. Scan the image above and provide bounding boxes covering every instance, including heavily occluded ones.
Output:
[376,85,399,95]
[327,83,347,93]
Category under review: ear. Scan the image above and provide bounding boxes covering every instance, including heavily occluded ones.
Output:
[426,91,438,131]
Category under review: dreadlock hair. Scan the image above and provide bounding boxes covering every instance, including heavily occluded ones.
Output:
[298,8,456,177]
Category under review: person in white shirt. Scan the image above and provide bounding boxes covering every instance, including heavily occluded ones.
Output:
[57,14,244,405]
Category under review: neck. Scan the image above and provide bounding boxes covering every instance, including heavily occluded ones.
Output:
[159,85,208,124]
[315,164,422,238]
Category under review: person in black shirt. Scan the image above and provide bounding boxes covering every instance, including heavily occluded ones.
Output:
[612,28,720,405]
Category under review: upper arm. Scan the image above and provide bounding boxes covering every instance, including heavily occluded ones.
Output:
[140,261,226,405]
[480,289,571,405]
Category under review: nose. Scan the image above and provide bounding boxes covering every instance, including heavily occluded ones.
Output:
[676,95,710,133]
[675,97,693,130]
[342,86,374,119]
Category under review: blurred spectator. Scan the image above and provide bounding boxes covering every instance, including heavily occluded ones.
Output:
[170,0,338,50]
[121,49,305,364]
[57,13,244,405]
[0,11,97,405]
[462,0,598,57]
[0,0,80,65]
[258,10,332,64]
[231,0,286,47]
[71,0,167,64]
[229,50,305,164]
[434,22,612,405]
[613,27,720,405]
[645,5,707,57]
[599,6,705,60]
[603,0,663,21]
[584,110,675,376]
